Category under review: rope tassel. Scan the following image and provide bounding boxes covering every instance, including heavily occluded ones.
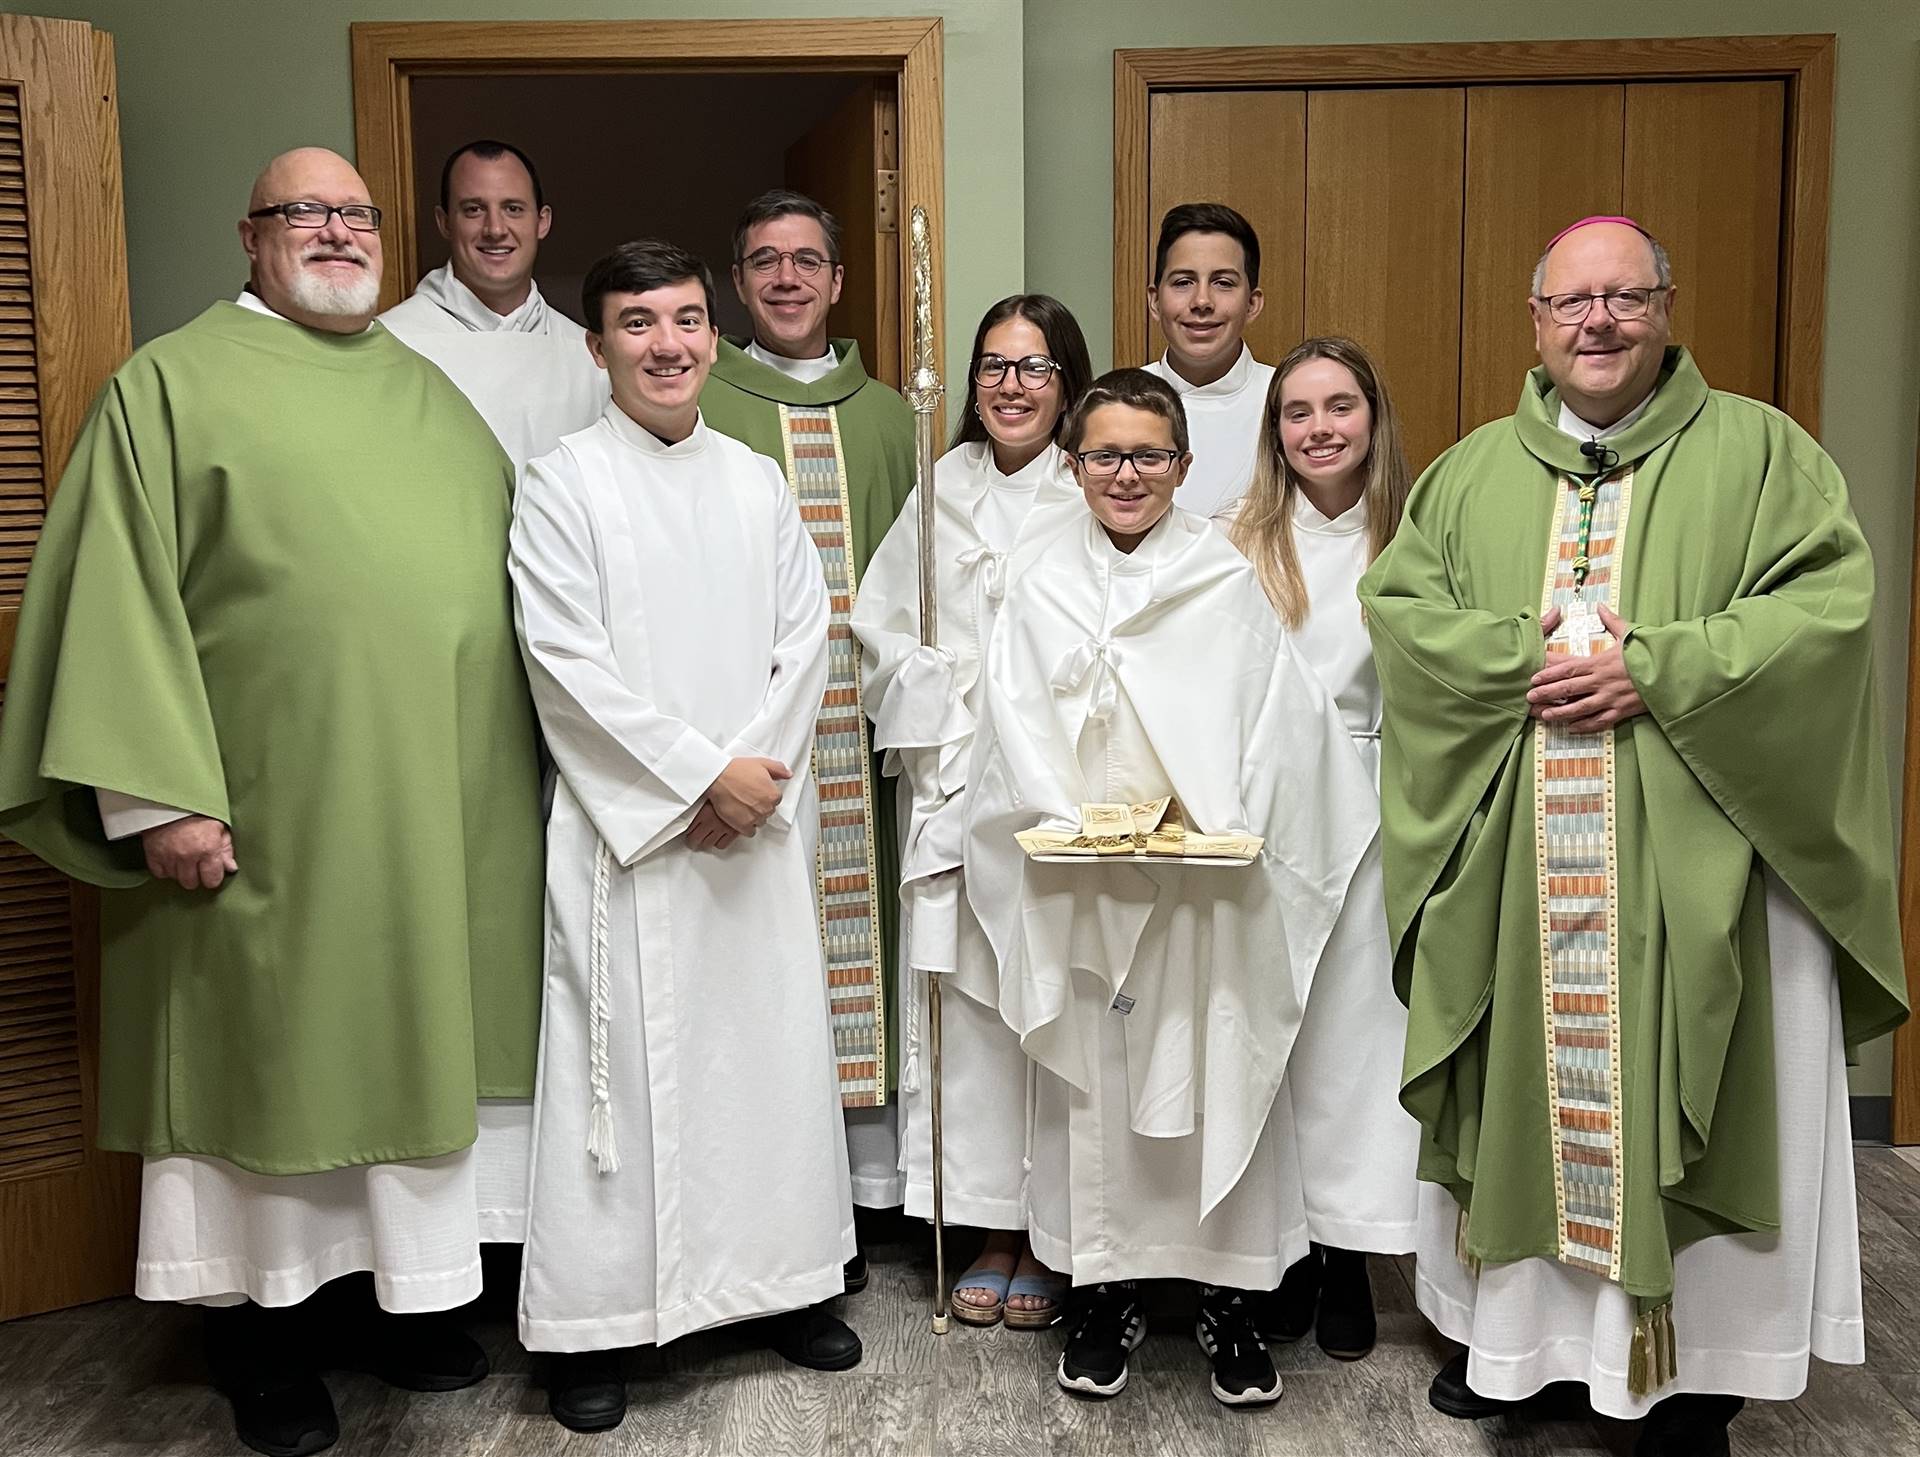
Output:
[1454,1204,1483,1277]
[586,838,619,1174]
[1628,1301,1676,1397]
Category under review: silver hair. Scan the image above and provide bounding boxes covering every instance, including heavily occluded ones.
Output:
[1530,228,1672,296]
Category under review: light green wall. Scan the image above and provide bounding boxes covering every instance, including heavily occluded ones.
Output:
[25,0,1023,396]
[1025,0,1920,1099]
[31,1,1916,1096]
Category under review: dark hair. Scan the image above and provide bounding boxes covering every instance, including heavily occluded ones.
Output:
[1152,202,1261,291]
[439,139,544,212]
[949,294,1095,452]
[731,188,842,264]
[581,239,718,334]
[1061,368,1190,456]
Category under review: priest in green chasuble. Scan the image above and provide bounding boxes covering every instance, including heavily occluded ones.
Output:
[700,189,916,1252]
[1360,216,1906,1457]
[0,148,543,1457]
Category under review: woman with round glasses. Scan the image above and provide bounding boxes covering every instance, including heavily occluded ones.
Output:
[1219,336,1420,1365]
[852,295,1092,1331]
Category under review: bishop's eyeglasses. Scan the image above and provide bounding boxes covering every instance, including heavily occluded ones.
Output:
[974,354,1064,388]
[247,201,383,232]
[1534,286,1668,326]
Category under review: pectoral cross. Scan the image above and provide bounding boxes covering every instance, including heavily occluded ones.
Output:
[1562,597,1600,658]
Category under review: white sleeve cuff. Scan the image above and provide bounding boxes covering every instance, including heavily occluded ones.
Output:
[96,788,192,842]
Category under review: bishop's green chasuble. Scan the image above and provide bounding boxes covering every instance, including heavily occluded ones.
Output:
[1359,347,1906,1389]
[701,337,914,1104]
[0,302,545,1173]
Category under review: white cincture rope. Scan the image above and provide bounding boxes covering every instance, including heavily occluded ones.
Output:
[1022,1056,1038,1174]
[585,837,619,1174]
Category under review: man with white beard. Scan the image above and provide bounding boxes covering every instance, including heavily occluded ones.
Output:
[381,140,607,472]
[0,147,545,1457]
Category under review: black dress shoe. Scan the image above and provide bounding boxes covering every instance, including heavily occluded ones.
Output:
[1252,1249,1322,1344]
[756,1303,863,1371]
[1429,1350,1523,1420]
[844,1251,870,1295]
[226,1374,339,1457]
[1314,1247,1377,1360]
[204,1304,338,1457]
[1635,1393,1743,1457]
[548,1349,628,1433]
[357,1309,489,1392]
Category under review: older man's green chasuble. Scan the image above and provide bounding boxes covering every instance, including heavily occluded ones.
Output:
[0,302,545,1173]
[1359,347,1906,1390]
[702,337,915,1105]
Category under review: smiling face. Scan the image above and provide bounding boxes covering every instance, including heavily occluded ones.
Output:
[587,277,720,443]
[974,315,1066,471]
[436,149,550,314]
[1276,356,1373,499]
[1071,402,1189,551]
[1529,222,1674,427]
[732,211,843,360]
[1148,230,1264,386]
[240,147,383,334]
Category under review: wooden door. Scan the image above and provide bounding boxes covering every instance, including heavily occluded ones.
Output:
[1459,84,1624,433]
[1301,88,1465,474]
[1145,89,1304,369]
[1623,81,1785,405]
[784,78,902,389]
[1139,74,1794,475]
[0,13,139,1322]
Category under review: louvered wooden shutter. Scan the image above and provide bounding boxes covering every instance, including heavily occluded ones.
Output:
[0,14,137,1322]
[0,79,85,1186]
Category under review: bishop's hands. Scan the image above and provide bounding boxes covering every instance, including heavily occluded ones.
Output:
[691,756,793,852]
[1528,603,1648,735]
[142,814,238,890]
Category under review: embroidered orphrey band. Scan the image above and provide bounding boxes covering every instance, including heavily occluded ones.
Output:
[1531,467,1634,1280]
[780,404,887,1107]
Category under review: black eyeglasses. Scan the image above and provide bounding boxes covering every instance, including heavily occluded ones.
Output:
[1534,286,1667,325]
[974,354,1062,388]
[737,247,835,277]
[247,201,382,232]
[1073,448,1180,477]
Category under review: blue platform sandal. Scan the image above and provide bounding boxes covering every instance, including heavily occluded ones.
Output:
[1005,1271,1069,1330]
[951,1267,1011,1327]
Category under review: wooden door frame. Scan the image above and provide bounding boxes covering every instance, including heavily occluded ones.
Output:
[1112,33,1834,436]
[350,17,944,381]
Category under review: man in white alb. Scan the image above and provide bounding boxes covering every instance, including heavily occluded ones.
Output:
[1143,202,1275,519]
[381,139,607,471]
[511,239,861,1434]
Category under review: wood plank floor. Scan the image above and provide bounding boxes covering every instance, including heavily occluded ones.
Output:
[12,1148,1920,1455]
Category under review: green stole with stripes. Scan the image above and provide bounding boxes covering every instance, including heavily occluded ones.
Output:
[699,339,918,1107]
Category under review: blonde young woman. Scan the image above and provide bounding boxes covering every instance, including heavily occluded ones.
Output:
[1221,336,1422,1362]
[851,295,1092,1329]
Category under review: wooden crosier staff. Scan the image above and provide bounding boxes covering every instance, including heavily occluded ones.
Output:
[903,204,950,1335]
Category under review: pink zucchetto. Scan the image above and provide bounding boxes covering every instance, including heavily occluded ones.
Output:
[1544,215,1652,250]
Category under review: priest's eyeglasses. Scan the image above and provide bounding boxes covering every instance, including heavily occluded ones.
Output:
[974,354,1063,388]
[1535,286,1668,325]
[1073,448,1179,476]
[247,201,383,232]
[738,247,835,277]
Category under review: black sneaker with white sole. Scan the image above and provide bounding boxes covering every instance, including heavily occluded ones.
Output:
[1056,1282,1146,1399]
[1196,1286,1283,1408]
